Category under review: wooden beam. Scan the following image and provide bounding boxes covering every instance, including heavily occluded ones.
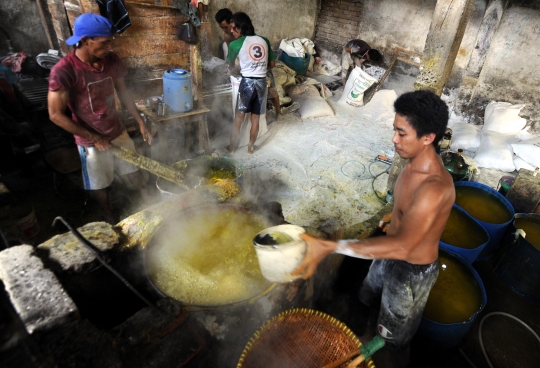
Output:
[35,0,55,49]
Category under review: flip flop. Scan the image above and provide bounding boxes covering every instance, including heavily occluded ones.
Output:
[281,102,300,115]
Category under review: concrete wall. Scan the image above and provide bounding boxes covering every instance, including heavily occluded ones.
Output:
[207,0,319,55]
[0,0,50,56]
[474,5,540,133]
[447,0,487,88]
[355,0,437,57]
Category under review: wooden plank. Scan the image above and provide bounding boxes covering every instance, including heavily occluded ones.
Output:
[126,1,181,16]
[78,0,99,13]
[114,34,189,57]
[123,16,185,35]
[47,0,73,55]
[121,53,190,71]
[35,0,55,49]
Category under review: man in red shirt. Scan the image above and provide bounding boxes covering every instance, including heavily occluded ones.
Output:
[48,13,152,224]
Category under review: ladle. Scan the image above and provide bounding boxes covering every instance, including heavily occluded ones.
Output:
[109,145,189,190]
[110,145,241,201]
[52,216,162,313]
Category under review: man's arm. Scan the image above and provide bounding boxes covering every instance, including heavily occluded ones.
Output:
[47,89,110,151]
[293,180,452,278]
[268,60,275,70]
[114,77,152,145]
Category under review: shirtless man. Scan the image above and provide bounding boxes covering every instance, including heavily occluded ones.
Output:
[293,90,454,367]
[215,8,235,60]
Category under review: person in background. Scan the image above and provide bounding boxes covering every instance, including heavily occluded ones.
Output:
[227,12,276,154]
[293,90,455,368]
[341,39,382,86]
[215,8,235,60]
[48,13,152,224]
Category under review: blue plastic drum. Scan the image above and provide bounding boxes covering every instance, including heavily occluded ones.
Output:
[163,68,193,113]
[278,52,311,76]
[439,204,490,264]
[417,250,487,348]
[454,181,515,260]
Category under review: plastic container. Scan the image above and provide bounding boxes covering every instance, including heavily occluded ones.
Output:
[13,206,40,238]
[495,213,540,304]
[253,225,306,283]
[417,250,487,348]
[439,204,490,264]
[163,69,193,113]
[454,181,515,260]
[278,52,311,76]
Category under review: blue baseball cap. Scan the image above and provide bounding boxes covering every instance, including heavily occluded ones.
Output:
[66,13,113,46]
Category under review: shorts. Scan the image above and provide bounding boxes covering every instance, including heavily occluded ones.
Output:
[237,76,268,115]
[78,130,139,190]
[359,259,439,349]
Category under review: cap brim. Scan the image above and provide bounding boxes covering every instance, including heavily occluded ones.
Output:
[65,35,82,46]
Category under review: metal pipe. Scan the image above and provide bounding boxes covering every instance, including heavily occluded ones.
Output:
[0,26,14,54]
[52,216,162,314]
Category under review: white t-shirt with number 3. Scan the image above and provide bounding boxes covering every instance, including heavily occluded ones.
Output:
[227,35,276,78]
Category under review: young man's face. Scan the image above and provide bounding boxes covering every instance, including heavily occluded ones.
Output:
[230,21,242,39]
[392,114,433,159]
[219,20,232,36]
[83,36,114,59]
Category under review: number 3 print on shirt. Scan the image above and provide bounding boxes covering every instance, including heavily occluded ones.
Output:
[249,44,266,61]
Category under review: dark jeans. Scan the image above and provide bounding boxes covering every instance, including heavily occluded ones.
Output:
[359,259,439,349]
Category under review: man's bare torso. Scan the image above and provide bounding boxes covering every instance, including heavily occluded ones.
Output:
[387,155,455,264]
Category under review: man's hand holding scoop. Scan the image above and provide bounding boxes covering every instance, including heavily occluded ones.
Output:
[292,233,338,279]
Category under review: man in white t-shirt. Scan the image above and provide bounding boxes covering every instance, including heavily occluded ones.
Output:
[227,12,276,154]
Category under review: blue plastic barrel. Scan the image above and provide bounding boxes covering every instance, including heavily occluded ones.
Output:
[439,204,490,264]
[454,181,515,260]
[163,69,193,113]
[278,52,311,76]
[495,213,540,304]
[417,250,487,348]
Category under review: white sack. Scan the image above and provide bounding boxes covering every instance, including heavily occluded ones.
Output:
[337,66,378,107]
[483,101,527,135]
[230,76,268,148]
[511,143,540,169]
[474,131,516,172]
[279,38,305,58]
[514,157,536,171]
[289,84,334,119]
[449,123,482,151]
[299,38,316,55]
[313,58,341,76]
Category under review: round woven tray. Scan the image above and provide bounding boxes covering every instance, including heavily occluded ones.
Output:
[237,308,375,368]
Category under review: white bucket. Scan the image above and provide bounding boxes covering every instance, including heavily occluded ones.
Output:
[253,224,306,283]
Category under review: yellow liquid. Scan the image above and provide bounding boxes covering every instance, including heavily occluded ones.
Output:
[440,208,488,249]
[423,252,483,324]
[455,186,512,224]
[514,217,540,250]
[146,207,271,305]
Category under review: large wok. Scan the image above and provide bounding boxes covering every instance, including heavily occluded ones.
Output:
[143,204,274,308]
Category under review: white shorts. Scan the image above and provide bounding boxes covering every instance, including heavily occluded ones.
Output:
[78,130,139,190]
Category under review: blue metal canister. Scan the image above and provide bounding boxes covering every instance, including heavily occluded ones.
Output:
[163,69,193,113]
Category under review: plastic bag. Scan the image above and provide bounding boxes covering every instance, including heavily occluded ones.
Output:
[449,123,482,151]
[474,131,516,172]
[483,101,526,135]
[337,66,377,107]
[511,143,540,169]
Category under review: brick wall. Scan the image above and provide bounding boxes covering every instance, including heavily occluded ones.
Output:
[314,0,362,53]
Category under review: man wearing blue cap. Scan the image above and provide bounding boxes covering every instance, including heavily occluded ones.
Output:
[48,13,152,224]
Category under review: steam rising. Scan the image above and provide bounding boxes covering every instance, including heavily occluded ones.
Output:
[146,206,272,306]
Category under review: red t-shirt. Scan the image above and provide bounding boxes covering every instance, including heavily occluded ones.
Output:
[49,51,128,147]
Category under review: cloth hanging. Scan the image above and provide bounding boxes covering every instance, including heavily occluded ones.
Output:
[95,0,131,34]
